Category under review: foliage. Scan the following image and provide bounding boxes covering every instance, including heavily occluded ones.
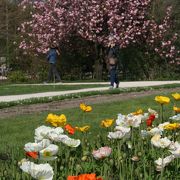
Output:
[0,93,180,179]
[7,70,28,83]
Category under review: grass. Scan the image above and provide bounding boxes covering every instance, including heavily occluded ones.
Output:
[0,83,179,109]
[0,92,179,179]
[0,84,108,96]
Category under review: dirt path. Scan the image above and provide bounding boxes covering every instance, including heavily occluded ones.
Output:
[0,87,179,119]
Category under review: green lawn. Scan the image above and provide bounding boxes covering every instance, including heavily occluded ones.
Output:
[0,84,108,96]
[0,92,179,179]
[0,92,176,149]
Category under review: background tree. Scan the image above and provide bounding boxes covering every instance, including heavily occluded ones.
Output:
[3,0,179,81]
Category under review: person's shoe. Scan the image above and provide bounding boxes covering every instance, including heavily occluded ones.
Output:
[116,83,119,88]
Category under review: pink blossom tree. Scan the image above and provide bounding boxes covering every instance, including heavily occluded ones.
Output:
[19,0,179,77]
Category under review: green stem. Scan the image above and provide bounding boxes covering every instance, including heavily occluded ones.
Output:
[161,104,164,123]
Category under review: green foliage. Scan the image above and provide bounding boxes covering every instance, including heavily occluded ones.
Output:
[0,93,179,179]
[7,70,28,83]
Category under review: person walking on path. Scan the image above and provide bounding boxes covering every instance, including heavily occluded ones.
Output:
[107,43,119,89]
[46,45,61,83]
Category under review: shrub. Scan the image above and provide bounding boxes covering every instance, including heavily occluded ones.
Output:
[7,70,28,83]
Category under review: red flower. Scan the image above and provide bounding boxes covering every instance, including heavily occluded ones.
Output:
[65,124,75,135]
[149,114,155,121]
[146,114,156,127]
[146,119,152,127]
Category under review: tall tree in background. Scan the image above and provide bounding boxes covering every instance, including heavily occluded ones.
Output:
[18,0,179,79]
[0,0,25,68]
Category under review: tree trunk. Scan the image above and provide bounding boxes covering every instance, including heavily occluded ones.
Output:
[94,43,103,80]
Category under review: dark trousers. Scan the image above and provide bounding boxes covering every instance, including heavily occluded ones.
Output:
[110,67,119,87]
[47,63,61,82]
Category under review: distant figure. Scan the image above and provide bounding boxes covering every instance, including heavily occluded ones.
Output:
[46,45,61,83]
[107,44,119,89]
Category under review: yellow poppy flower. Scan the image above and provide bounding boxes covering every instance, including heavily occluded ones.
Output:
[75,126,90,132]
[172,93,180,101]
[173,106,180,113]
[80,103,92,112]
[101,119,114,128]
[132,109,143,115]
[46,113,67,127]
[155,96,170,105]
[163,123,180,130]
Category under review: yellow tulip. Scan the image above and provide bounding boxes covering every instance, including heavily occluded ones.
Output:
[173,106,180,113]
[155,96,170,105]
[164,123,180,130]
[172,93,180,101]
[75,126,90,132]
[101,119,114,128]
[132,109,143,115]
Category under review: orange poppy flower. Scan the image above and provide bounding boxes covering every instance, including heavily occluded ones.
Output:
[67,173,103,180]
[26,152,38,159]
[65,124,75,135]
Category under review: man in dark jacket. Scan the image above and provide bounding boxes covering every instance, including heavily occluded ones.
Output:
[46,45,61,83]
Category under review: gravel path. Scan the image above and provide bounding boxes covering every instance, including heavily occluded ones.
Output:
[1,81,180,102]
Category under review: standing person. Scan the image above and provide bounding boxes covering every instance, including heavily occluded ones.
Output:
[46,45,61,83]
[107,44,119,89]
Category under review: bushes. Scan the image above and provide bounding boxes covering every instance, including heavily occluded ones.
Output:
[7,70,28,83]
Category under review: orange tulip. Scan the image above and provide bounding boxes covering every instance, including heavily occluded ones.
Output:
[65,124,75,135]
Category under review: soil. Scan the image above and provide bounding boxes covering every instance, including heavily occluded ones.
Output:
[0,87,179,119]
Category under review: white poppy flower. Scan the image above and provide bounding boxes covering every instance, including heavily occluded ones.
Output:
[35,126,52,142]
[169,141,180,151]
[124,115,142,128]
[62,138,81,147]
[24,139,51,152]
[158,122,170,131]
[92,146,112,160]
[169,141,180,157]
[47,128,65,141]
[140,113,149,122]
[35,126,64,142]
[39,144,59,161]
[108,129,130,139]
[169,114,180,121]
[151,134,171,148]
[20,160,54,180]
[114,126,131,133]
[155,155,175,171]
[149,127,162,136]
[116,113,126,125]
